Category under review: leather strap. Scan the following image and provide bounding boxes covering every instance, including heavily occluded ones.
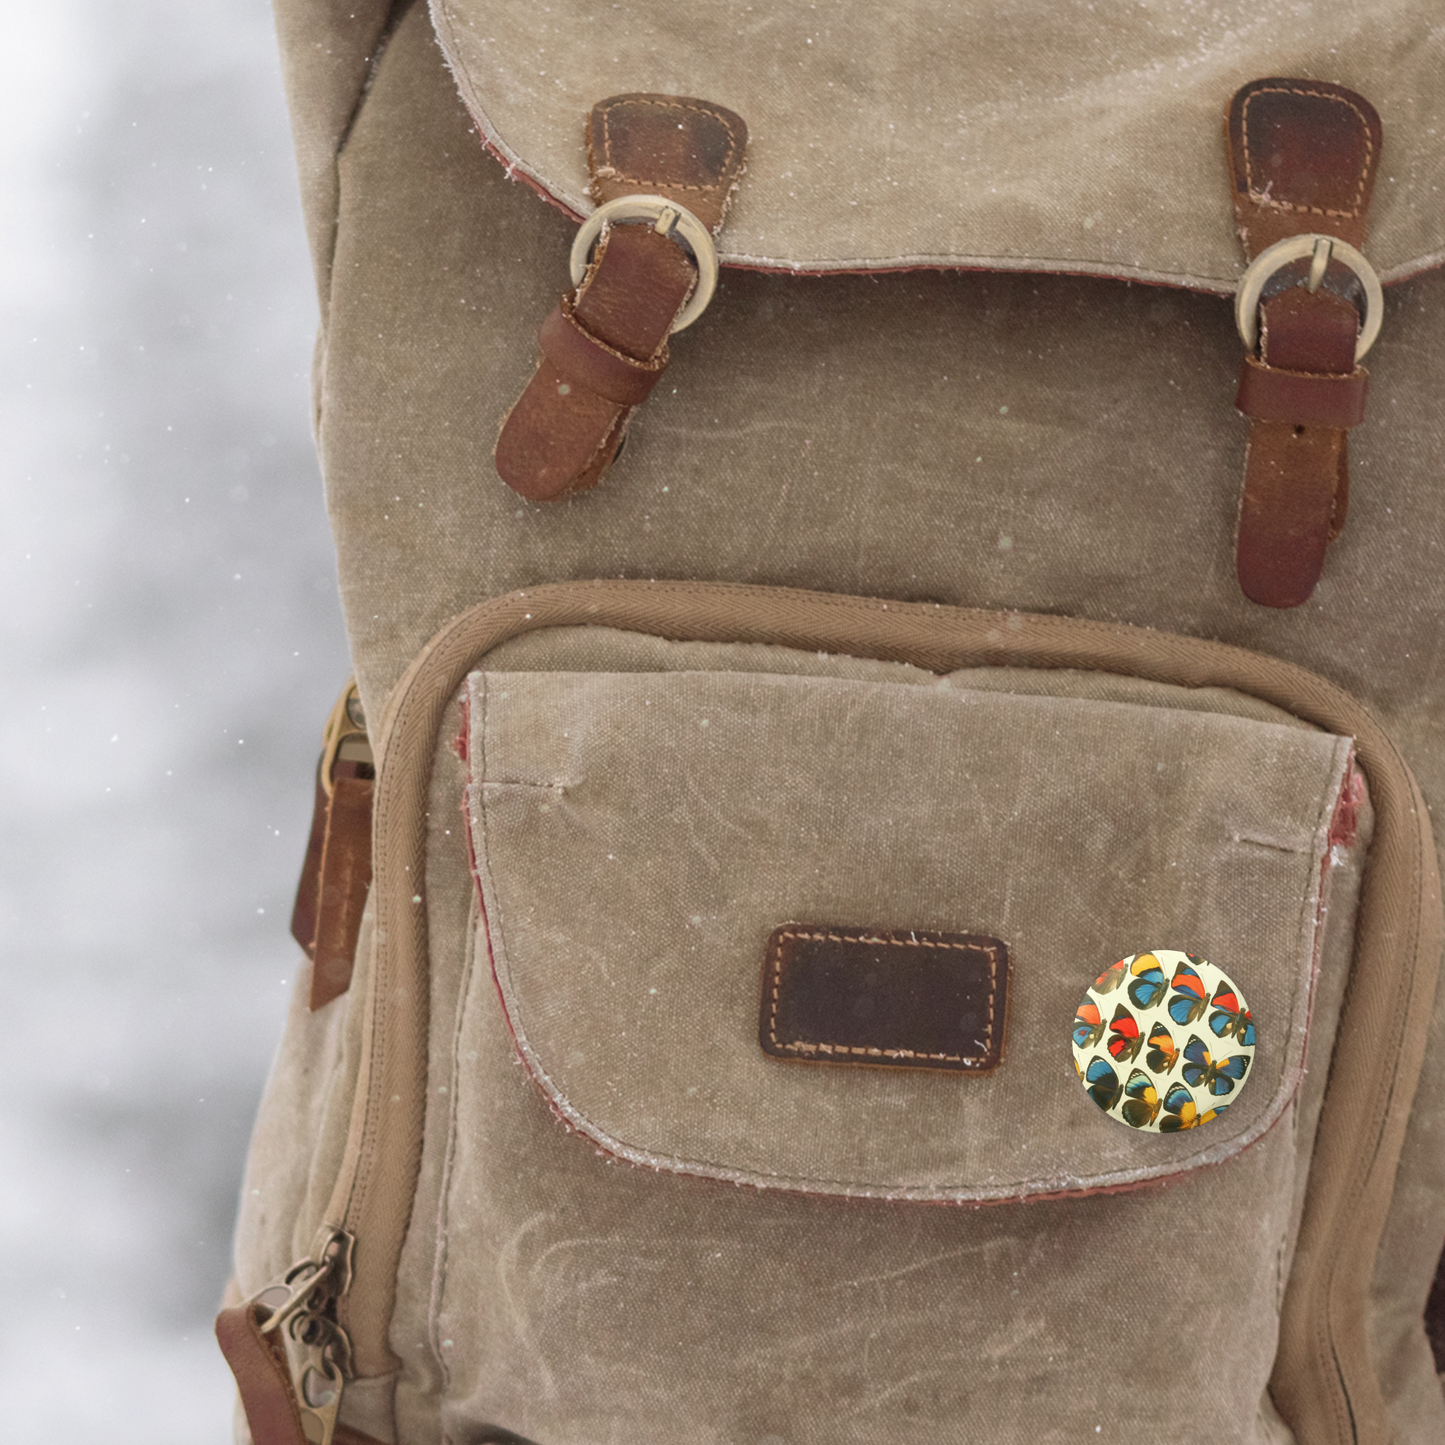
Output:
[1225,79,1381,608]
[215,1305,307,1445]
[495,94,747,500]
[291,762,374,1011]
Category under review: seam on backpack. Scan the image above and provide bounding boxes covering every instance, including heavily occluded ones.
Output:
[1319,757,1432,1443]
[427,884,478,1402]
[335,0,421,165]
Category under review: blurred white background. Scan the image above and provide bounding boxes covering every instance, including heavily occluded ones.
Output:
[0,2,350,1438]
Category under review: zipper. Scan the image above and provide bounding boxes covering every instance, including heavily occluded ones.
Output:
[245,1224,354,1445]
[241,679,373,1438]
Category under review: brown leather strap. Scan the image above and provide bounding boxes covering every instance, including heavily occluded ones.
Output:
[495,94,747,500]
[292,761,374,1011]
[538,296,670,407]
[1235,353,1369,430]
[310,763,374,1008]
[289,775,328,964]
[1225,79,1381,608]
[215,1305,307,1445]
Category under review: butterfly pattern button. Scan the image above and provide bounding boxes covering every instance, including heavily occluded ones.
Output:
[1070,950,1255,1133]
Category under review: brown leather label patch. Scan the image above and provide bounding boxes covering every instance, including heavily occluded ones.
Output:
[760,925,1009,1073]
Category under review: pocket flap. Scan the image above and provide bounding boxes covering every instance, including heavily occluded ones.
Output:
[430,1,1445,289]
[466,665,1357,1200]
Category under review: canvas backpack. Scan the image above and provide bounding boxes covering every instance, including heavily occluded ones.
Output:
[217,3,1445,1442]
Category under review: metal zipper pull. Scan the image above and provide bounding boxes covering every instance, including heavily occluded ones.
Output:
[249,1225,355,1445]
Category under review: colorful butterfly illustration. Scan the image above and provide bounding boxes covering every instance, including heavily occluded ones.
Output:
[1181,1035,1250,1096]
[1208,981,1256,1047]
[1168,962,1209,1026]
[1073,999,1105,1050]
[1145,1021,1179,1075]
[1159,1082,1228,1132]
[1085,1056,1124,1112]
[1121,1069,1162,1129]
[1107,1004,1143,1063]
[1091,958,1130,995]
[1126,953,1168,1009]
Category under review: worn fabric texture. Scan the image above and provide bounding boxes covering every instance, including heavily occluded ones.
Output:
[425,632,1366,1442]
[243,2,1445,1442]
[436,639,1366,1445]
[429,0,1445,286]
[269,0,395,311]
[468,664,1351,1195]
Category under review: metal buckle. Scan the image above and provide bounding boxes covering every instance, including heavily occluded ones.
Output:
[1234,233,1383,362]
[318,678,370,799]
[569,194,719,334]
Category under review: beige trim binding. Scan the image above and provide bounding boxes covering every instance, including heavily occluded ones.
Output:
[325,580,1440,1444]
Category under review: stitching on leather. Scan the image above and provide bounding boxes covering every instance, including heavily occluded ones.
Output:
[597,96,743,199]
[557,296,669,372]
[766,926,1000,1064]
[1241,85,1372,220]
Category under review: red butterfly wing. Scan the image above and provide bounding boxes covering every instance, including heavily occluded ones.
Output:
[1106,1005,1143,1062]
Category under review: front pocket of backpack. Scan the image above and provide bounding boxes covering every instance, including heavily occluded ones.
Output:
[433,632,1367,1443]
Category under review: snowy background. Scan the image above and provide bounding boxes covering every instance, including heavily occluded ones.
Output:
[0,2,349,1439]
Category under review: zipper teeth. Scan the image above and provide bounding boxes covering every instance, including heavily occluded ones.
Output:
[313,579,1440,1435]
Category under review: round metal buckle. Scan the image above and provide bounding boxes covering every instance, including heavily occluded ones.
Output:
[569,194,719,334]
[1234,233,1383,362]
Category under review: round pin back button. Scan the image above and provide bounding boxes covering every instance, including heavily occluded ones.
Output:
[1070,950,1256,1133]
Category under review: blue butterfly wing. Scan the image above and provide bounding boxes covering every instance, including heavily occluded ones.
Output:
[1207,1053,1251,1096]
[1180,1035,1210,1088]
[1158,1081,1198,1132]
[1120,1069,1160,1128]
[1085,1056,1122,1112]
[1168,963,1208,1025]
[1127,967,1167,1009]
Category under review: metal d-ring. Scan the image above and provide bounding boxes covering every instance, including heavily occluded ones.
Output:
[1234,233,1383,362]
[569,194,719,334]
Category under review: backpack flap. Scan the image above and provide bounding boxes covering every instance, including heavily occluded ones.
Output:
[465,655,1363,1200]
[429,0,1445,289]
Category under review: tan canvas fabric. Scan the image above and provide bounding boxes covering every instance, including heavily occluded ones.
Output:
[429,0,1445,286]
[243,3,1445,1442]
[269,0,394,308]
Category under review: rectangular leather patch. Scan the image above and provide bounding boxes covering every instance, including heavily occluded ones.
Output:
[760,925,1008,1073]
